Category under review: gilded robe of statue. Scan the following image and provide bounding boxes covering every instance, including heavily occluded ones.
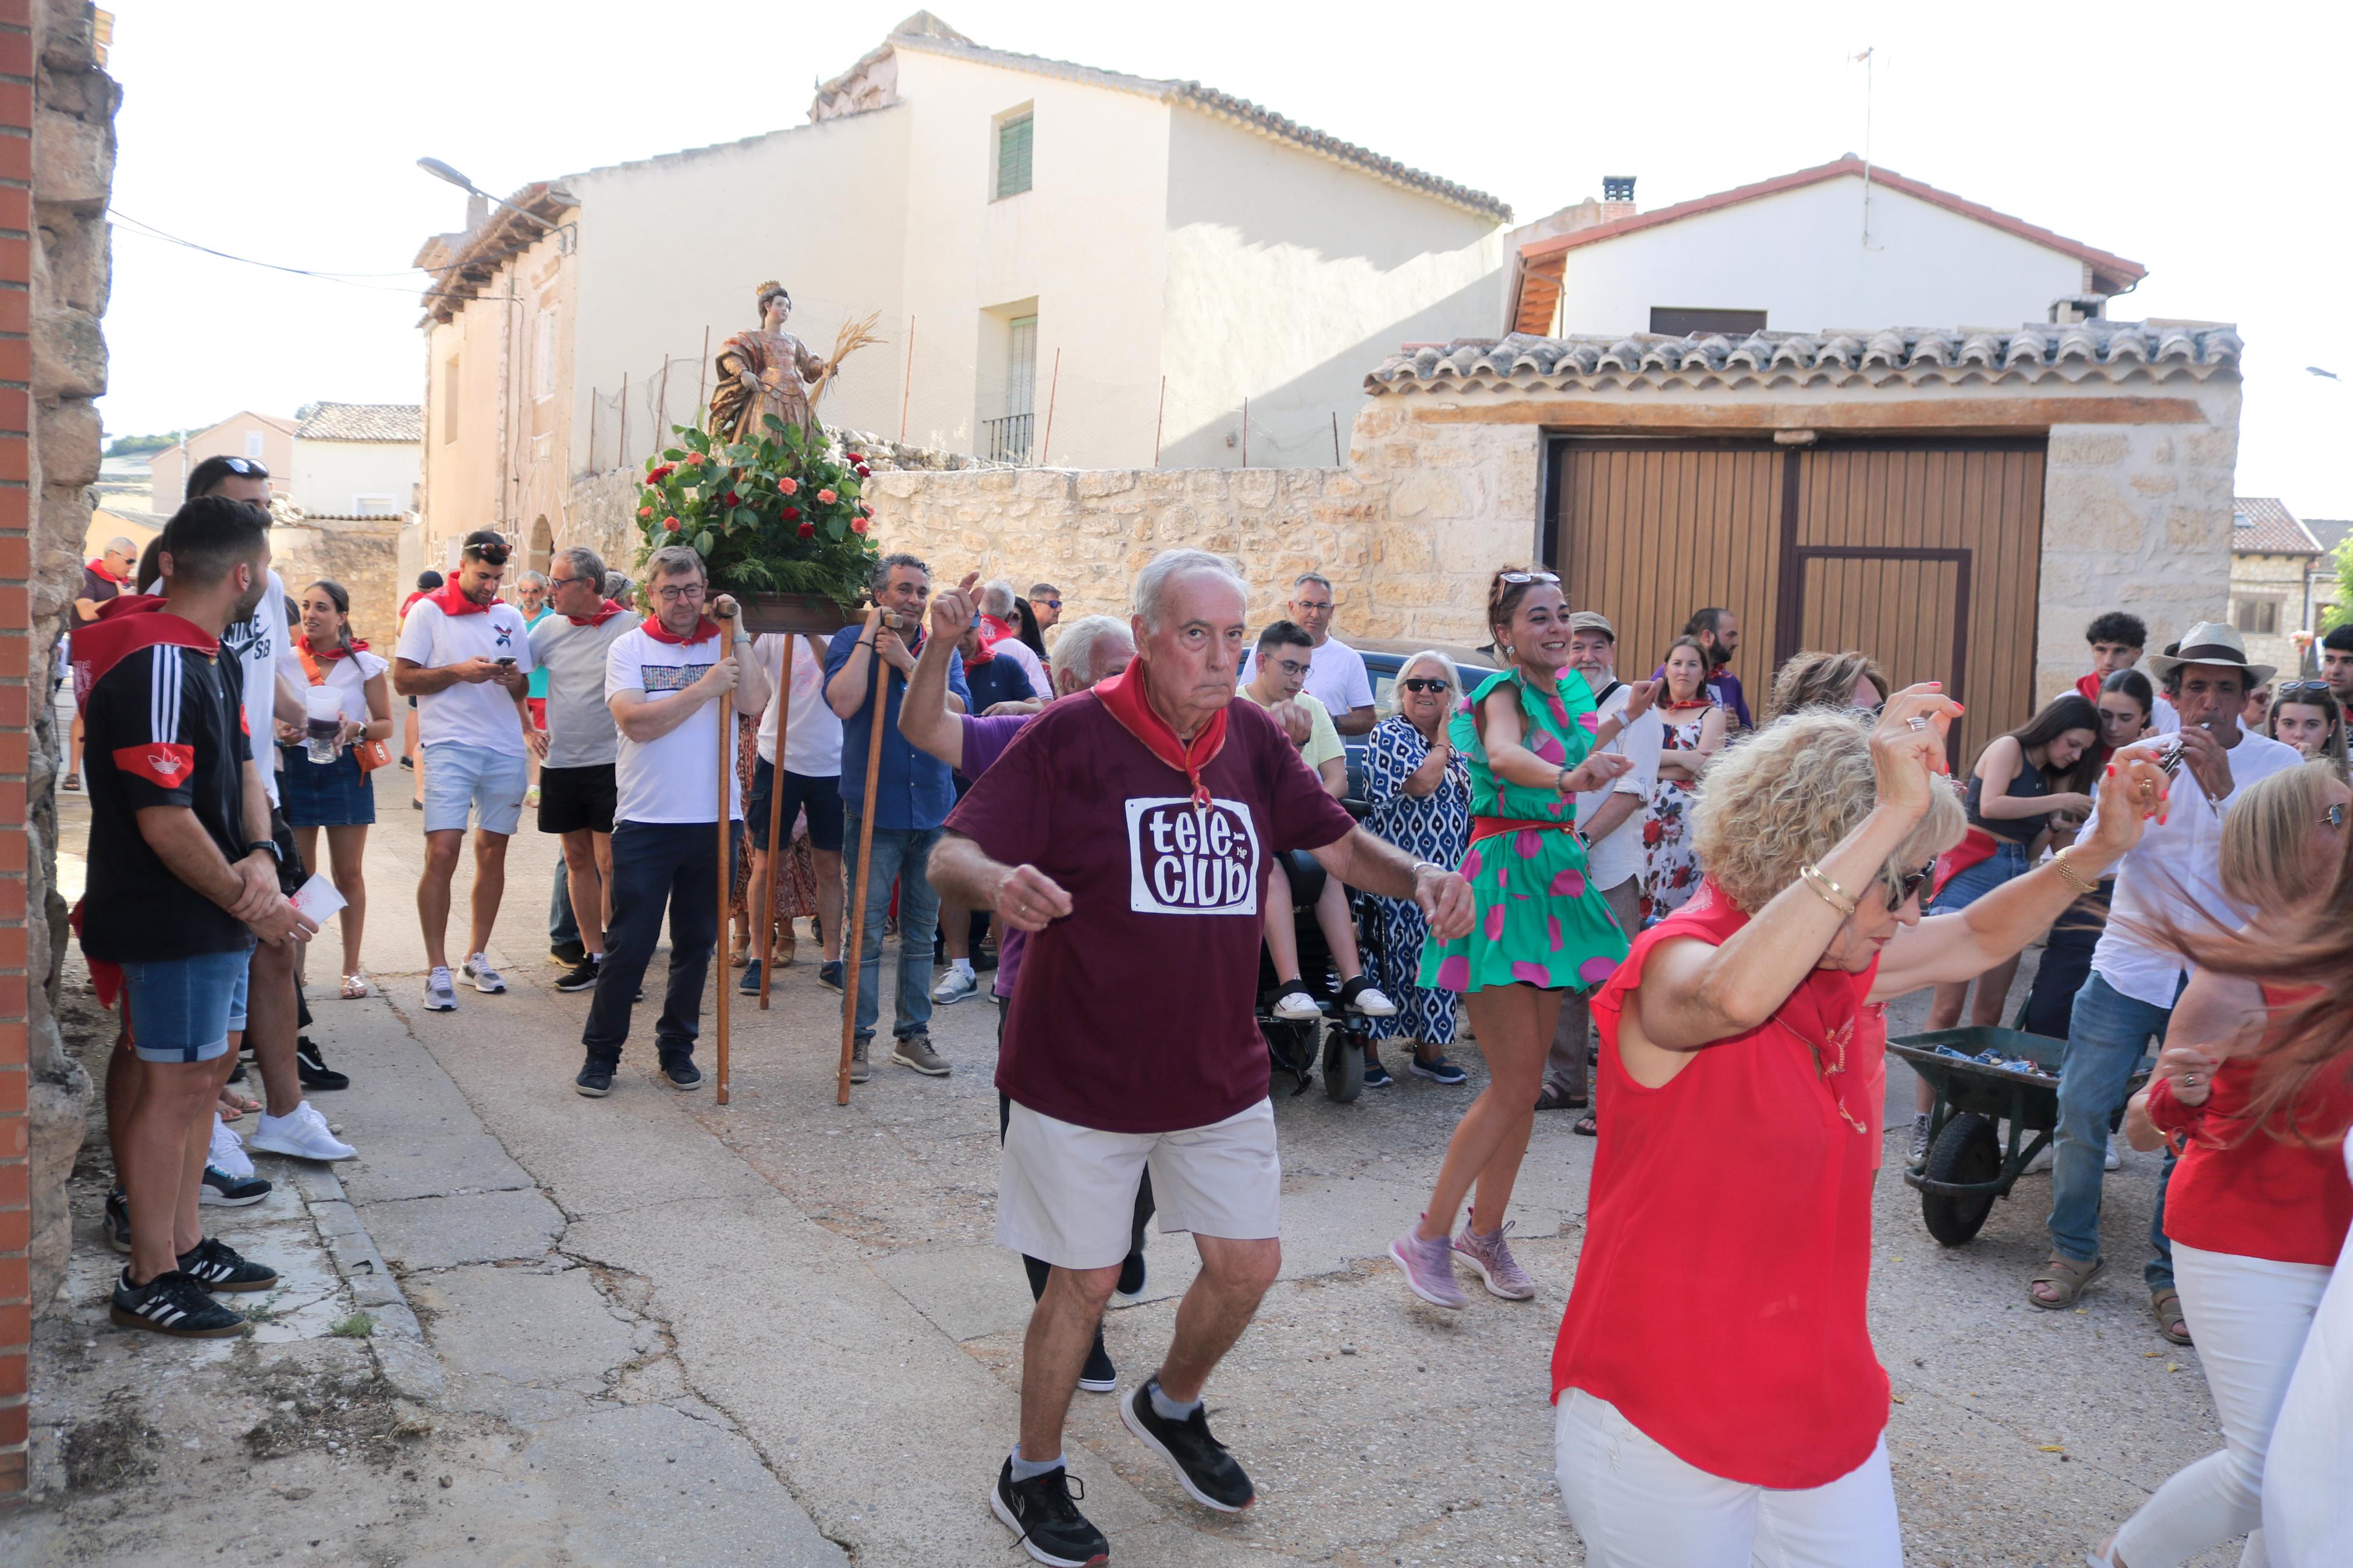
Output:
[709,328,829,447]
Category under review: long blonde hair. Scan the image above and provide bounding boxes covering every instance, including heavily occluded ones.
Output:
[2221,760,2346,910]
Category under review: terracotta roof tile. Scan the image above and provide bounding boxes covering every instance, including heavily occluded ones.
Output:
[2231,497,2322,556]
[294,403,423,443]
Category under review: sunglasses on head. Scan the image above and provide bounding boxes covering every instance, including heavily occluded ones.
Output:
[463,542,510,566]
[1401,678,1451,694]
[2278,680,2336,700]
[220,456,269,477]
[1884,862,1935,911]
[1498,571,1560,585]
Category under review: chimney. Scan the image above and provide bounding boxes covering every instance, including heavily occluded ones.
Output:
[464,192,489,233]
[2047,294,2109,325]
[1600,175,1636,224]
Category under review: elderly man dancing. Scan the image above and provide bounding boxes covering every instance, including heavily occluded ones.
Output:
[932,548,1472,1566]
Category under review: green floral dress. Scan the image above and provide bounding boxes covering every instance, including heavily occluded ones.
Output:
[1419,668,1631,995]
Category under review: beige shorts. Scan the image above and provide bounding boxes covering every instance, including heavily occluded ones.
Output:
[998,1097,1280,1270]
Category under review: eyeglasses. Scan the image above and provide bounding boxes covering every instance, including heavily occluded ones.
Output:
[219,456,270,477]
[548,573,587,588]
[1401,678,1451,694]
[1034,598,1060,610]
[1272,659,1311,677]
[654,583,705,604]
[2323,803,2348,831]
[1497,571,1560,585]
[1884,862,1935,911]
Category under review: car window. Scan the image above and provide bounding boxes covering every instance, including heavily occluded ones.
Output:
[1367,663,1396,716]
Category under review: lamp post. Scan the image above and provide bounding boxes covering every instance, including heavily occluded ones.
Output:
[416,157,560,232]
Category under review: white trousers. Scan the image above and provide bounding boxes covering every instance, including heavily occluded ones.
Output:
[1554,1389,1903,1568]
[2112,1241,2331,1568]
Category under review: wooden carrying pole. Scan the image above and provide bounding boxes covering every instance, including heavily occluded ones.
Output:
[714,605,738,1104]
[837,635,892,1105]
[756,637,795,1008]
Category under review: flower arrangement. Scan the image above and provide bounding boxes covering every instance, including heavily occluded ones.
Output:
[634,417,881,609]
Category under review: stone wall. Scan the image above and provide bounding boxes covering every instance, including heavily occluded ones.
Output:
[10,0,117,1468]
[2228,547,2316,680]
[269,518,402,649]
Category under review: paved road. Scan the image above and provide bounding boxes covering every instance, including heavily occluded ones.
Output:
[45,758,2244,1566]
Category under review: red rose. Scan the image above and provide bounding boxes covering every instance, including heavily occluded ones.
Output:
[854,463,872,478]
[778,477,798,496]
[638,506,654,520]
[663,516,681,531]
[647,464,673,483]
[685,452,705,467]
[780,505,800,520]
[722,491,741,507]
[817,488,837,504]
[845,451,862,462]
[850,515,869,535]
[796,521,815,539]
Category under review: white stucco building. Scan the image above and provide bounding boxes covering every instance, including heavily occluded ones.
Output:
[291,402,421,518]
[1507,158,2147,340]
[412,10,1511,560]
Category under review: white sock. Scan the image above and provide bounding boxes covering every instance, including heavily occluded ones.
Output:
[952,958,974,978]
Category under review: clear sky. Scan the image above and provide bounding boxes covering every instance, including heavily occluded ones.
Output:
[103,0,2351,520]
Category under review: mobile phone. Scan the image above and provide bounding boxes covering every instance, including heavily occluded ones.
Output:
[496,657,516,666]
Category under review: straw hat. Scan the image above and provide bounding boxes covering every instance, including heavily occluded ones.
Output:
[2143,621,2276,687]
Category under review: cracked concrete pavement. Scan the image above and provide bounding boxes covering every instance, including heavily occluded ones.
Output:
[16,790,2242,1566]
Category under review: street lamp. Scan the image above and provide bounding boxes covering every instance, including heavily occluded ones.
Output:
[416,157,558,232]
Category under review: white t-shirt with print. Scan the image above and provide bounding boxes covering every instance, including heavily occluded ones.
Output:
[752,634,844,776]
[606,624,738,825]
[223,569,307,807]
[395,596,535,757]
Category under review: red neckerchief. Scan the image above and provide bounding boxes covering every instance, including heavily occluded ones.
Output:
[567,598,627,628]
[963,635,996,667]
[427,579,492,617]
[301,635,370,662]
[1091,657,1227,809]
[70,595,220,716]
[87,559,127,585]
[640,613,719,646]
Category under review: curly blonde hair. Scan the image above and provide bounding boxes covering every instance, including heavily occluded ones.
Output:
[1690,709,1965,914]
[2221,760,2345,909]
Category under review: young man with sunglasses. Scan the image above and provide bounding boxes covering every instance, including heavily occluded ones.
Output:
[393,529,536,1011]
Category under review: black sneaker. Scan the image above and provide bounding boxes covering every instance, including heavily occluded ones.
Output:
[662,1059,703,1092]
[198,1165,272,1207]
[575,1062,615,1098]
[1077,1332,1117,1394]
[555,957,601,993]
[104,1187,131,1254]
[551,940,587,967]
[225,1059,248,1085]
[110,1268,244,1338]
[177,1236,278,1293]
[1120,1379,1254,1513]
[295,1036,349,1091]
[817,959,845,994]
[736,958,764,995]
[991,1456,1109,1567]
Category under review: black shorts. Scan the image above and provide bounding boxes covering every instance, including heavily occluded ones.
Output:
[268,804,307,897]
[538,763,617,836]
[747,757,843,852]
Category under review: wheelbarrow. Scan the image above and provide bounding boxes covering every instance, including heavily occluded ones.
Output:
[1890,1025,2150,1246]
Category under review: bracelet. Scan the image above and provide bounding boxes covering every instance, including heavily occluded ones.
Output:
[1797,862,1858,917]
[1411,860,1447,879]
[2051,845,2098,895]
[1555,766,1573,794]
[858,639,875,650]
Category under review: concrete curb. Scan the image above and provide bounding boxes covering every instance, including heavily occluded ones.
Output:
[282,1157,446,1402]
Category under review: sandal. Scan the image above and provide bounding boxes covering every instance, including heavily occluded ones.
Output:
[216,1089,260,1121]
[2150,1286,2194,1346]
[2029,1253,2105,1310]
[1572,1111,1599,1137]
[1534,1084,1587,1112]
[61,773,79,791]
[341,973,368,1000]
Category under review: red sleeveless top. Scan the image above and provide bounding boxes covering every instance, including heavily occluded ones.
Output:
[1551,880,1890,1489]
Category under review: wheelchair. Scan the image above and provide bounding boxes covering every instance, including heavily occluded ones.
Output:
[1254,849,1382,1103]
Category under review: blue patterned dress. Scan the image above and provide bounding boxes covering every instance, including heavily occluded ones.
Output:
[1362,715,1472,1046]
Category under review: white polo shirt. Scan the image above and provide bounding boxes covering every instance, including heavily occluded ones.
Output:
[752,634,844,777]
[606,623,739,825]
[395,595,535,757]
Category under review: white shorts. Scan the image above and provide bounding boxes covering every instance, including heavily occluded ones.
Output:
[998,1098,1280,1270]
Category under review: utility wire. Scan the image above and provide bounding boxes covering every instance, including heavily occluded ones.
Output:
[108,209,428,285]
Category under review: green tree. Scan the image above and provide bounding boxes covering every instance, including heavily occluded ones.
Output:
[2327,535,2353,631]
[104,431,179,456]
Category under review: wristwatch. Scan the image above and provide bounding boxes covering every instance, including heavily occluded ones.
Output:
[246,839,282,863]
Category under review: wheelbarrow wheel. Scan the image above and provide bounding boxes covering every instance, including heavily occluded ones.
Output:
[1325,1029,1364,1104]
[1921,1112,2001,1246]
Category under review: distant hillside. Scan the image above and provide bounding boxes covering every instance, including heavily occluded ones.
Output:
[104,431,179,456]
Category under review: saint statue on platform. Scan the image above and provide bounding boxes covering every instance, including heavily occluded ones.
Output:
[708,281,831,447]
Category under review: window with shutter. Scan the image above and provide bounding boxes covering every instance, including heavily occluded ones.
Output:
[996,113,1032,200]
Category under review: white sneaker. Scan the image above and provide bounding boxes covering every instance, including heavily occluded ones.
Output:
[2105,1134,2123,1172]
[208,1115,254,1181]
[1271,988,1322,1022]
[424,967,457,1011]
[463,953,507,994]
[249,1100,356,1162]
[932,967,979,1005]
[1346,983,1399,1018]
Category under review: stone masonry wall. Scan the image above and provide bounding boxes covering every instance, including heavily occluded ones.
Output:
[269,518,402,650]
[2227,549,2314,680]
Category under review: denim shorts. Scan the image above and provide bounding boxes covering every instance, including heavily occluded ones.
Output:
[122,947,253,1064]
[422,741,528,835]
[1933,838,2031,913]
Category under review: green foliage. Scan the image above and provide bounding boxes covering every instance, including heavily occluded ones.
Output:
[634,419,881,609]
[329,1311,376,1339]
[104,432,180,457]
[2327,535,2353,632]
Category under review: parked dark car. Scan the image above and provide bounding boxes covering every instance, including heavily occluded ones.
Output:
[1339,637,1501,810]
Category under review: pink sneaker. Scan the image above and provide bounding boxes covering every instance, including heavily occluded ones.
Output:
[1454,1220,1536,1300]
[1390,1222,1468,1309]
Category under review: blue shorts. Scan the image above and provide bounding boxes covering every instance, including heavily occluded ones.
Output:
[422,742,528,835]
[122,947,253,1064]
[1932,838,2031,913]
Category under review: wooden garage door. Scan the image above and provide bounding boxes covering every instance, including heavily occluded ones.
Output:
[1550,438,2045,761]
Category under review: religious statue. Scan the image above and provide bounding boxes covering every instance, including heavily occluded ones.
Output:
[708,281,832,447]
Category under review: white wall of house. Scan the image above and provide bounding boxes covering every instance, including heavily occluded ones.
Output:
[292,440,418,516]
[1160,109,1504,469]
[1546,176,2095,337]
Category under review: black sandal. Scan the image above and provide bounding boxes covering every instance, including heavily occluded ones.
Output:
[1534,1084,1587,1112]
[1572,1111,1599,1137]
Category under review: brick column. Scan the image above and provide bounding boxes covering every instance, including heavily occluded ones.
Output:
[0,0,32,1507]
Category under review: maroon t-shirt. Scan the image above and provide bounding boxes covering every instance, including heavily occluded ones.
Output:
[947,692,1357,1133]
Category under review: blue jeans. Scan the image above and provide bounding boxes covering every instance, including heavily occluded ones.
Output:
[2047,971,2180,1290]
[551,858,579,950]
[843,814,941,1043]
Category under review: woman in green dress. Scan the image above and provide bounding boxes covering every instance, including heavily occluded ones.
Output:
[1391,567,1649,1310]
